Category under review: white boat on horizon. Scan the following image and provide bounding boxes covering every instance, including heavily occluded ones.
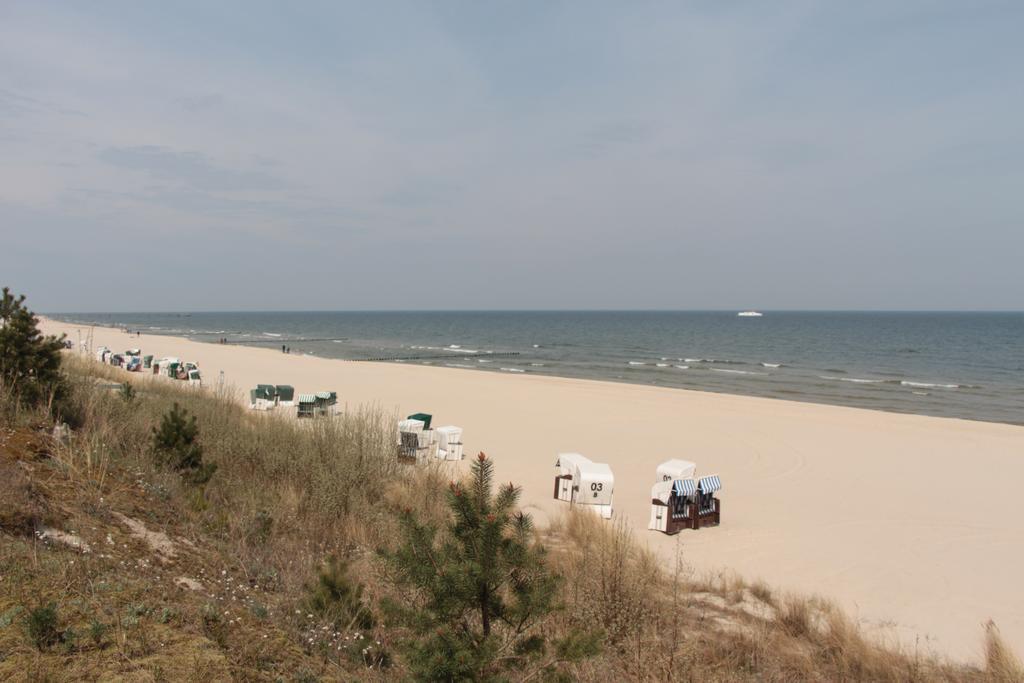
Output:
[737,311,763,317]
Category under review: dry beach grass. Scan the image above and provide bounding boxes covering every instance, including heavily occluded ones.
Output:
[1,356,1021,680]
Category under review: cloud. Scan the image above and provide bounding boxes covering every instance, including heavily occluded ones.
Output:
[1,2,1023,310]
[0,88,86,118]
[178,93,224,112]
[97,145,288,192]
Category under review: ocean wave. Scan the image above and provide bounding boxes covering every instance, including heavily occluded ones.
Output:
[500,367,525,373]
[683,358,703,363]
[656,363,669,367]
[900,380,960,389]
[711,368,765,375]
[819,375,885,384]
[627,361,646,366]
[262,332,282,337]
[445,363,474,368]
[477,359,493,363]
[761,362,782,368]
[530,363,545,366]
[533,344,541,348]
[674,365,689,370]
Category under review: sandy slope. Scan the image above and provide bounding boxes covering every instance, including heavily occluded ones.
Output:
[43,318,1024,662]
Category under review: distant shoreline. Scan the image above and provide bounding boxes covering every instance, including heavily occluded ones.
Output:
[43,310,1024,427]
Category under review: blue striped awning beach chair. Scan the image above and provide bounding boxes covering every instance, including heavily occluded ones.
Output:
[673,479,697,497]
[697,475,721,515]
[698,475,722,494]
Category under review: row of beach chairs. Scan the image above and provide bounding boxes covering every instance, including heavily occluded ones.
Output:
[94,346,202,385]
[554,453,722,533]
[397,413,465,462]
[248,385,341,418]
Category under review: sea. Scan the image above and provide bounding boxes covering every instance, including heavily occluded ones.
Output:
[49,311,1024,426]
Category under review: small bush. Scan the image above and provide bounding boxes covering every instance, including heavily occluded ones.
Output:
[246,510,274,546]
[89,618,108,647]
[152,402,216,484]
[304,555,374,630]
[119,381,135,403]
[383,454,599,680]
[0,287,66,410]
[24,603,60,650]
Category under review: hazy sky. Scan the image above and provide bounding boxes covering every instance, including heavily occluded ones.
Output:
[2,1,1022,311]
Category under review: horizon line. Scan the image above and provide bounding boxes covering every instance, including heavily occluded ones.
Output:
[42,308,1024,315]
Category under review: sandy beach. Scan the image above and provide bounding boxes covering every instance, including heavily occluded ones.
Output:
[43,317,1024,662]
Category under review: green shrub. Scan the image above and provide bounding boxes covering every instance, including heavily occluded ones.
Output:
[89,618,108,647]
[152,402,216,484]
[383,453,600,680]
[304,555,374,630]
[24,602,61,650]
[0,287,66,410]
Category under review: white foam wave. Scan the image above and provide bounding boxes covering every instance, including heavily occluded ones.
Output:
[674,365,689,370]
[500,367,525,373]
[901,381,959,389]
[684,358,703,363]
[761,362,781,368]
[711,368,765,375]
[477,359,492,363]
[530,363,545,366]
[656,363,669,367]
[628,361,646,366]
[445,363,474,368]
[819,375,884,384]
[262,332,282,337]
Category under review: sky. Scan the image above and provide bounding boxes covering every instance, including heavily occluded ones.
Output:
[2,1,1022,312]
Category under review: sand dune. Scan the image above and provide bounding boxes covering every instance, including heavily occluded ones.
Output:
[44,318,1024,662]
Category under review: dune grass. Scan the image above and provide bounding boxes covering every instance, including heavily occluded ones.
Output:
[0,354,1018,680]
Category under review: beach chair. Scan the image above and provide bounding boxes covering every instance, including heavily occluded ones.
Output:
[650,478,696,534]
[407,412,432,430]
[297,394,317,417]
[553,453,614,519]
[434,425,464,461]
[694,475,722,528]
[276,385,295,407]
[398,431,420,462]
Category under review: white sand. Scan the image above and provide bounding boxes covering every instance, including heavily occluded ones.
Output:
[45,318,1024,662]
